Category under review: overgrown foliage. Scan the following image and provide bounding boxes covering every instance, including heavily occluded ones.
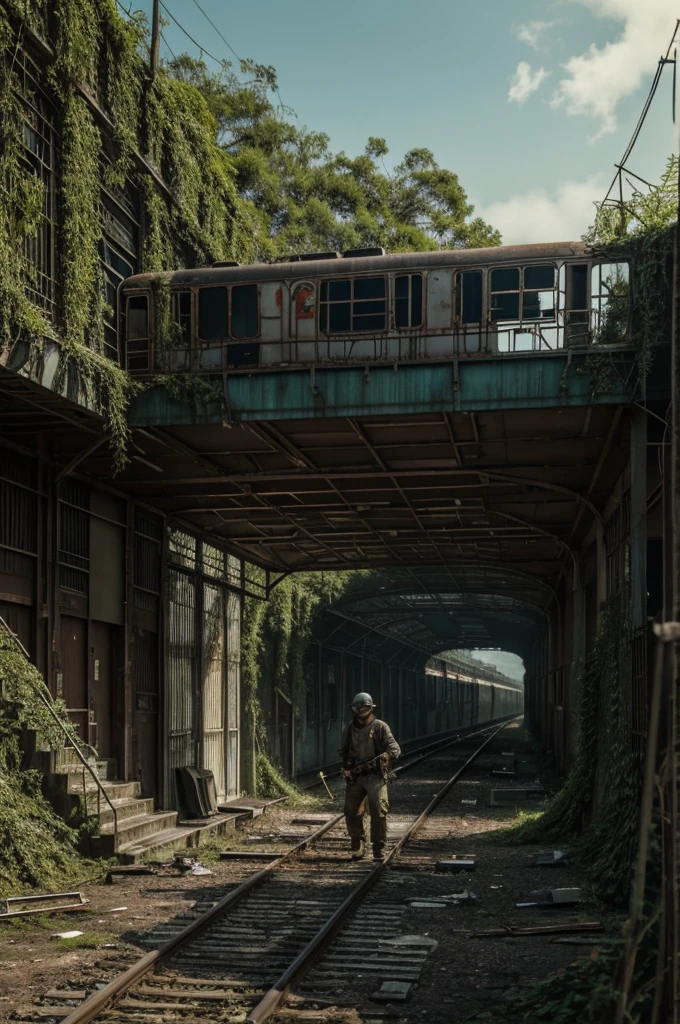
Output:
[504,602,642,904]
[167,54,501,257]
[241,570,369,793]
[0,630,87,894]
[581,156,677,394]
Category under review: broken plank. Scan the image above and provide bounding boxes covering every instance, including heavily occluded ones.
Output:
[471,921,603,938]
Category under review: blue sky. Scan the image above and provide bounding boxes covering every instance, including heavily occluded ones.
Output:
[134,0,679,244]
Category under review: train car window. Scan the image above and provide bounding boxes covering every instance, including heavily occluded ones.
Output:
[567,264,588,310]
[352,276,386,331]
[591,262,629,343]
[522,265,555,320]
[198,286,228,340]
[395,274,423,328]
[320,279,351,332]
[490,267,520,321]
[231,284,258,338]
[456,270,483,323]
[125,295,149,371]
[126,295,148,340]
[172,290,192,343]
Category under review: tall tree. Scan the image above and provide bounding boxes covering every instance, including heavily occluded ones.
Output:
[166,55,501,258]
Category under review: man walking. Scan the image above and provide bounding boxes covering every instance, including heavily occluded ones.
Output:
[338,692,401,862]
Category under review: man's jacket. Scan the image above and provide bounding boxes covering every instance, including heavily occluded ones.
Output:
[338,717,401,775]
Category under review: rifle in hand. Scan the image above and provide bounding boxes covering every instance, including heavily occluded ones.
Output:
[344,752,396,783]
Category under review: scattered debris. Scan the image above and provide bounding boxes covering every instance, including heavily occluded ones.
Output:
[460,798,477,807]
[371,980,412,1002]
[435,857,476,873]
[517,887,583,908]
[490,885,503,889]
[407,901,448,909]
[105,866,155,884]
[532,850,567,867]
[1,891,90,919]
[101,906,127,913]
[407,890,476,907]
[50,931,83,940]
[220,851,283,860]
[381,934,438,949]
[551,936,602,945]
[471,921,602,938]
[492,768,517,777]
[190,862,213,876]
[291,815,334,826]
[246,833,280,843]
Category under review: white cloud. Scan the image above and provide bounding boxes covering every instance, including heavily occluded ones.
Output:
[478,177,604,245]
[508,62,550,104]
[515,20,556,50]
[551,0,675,136]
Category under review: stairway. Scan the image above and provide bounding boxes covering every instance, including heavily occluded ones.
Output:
[48,750,241,864]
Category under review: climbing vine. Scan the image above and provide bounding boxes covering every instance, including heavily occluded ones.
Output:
[0,0,256,470]
[240,569,369,795]
[506,602,642,903]
[0,630,89,893]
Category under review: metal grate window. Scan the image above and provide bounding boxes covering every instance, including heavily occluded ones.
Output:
[134,509,162,616]
[168,528,197,570]
[631,626,648,755]
[59,483,89,593]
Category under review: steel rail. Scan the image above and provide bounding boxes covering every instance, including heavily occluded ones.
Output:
[59,716,519,1024]
[246,716,520,1023]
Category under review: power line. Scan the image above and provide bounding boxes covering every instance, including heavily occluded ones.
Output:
[161,29,177,63]
[158,0,225,67]
[602,20,679,208]
[189,0,243,64]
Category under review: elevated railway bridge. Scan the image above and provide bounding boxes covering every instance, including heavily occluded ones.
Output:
[0,240,671,787]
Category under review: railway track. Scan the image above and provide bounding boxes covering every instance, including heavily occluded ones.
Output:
[31,717,520,1024]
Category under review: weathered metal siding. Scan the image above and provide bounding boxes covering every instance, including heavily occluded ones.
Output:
[226,587,241,799]
[166,566,197,808]
[202,582,226,801]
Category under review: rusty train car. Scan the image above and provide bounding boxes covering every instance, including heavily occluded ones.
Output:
[119,241,630,375]
[274,647,524,778]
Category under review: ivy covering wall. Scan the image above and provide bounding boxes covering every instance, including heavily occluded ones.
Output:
[240,570,367,795]
[0,0,257,467]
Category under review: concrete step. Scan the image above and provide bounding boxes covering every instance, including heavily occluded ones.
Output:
[117,812,240,864]
[99,796,155,826]
[66,777,142,801]
[101,809,178,843]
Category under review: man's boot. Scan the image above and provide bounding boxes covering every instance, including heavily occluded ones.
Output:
[372,842,385,862]
[350,838,365,860]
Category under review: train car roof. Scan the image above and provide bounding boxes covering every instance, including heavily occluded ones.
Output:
[123,240,592,289]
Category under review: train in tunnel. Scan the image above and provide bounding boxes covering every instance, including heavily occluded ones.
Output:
[262,644,524,778]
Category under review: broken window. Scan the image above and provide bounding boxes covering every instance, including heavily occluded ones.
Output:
[522,265,555,319]
[395,274,423,328]
[172,290,192,344]
[490,264,557,323]
[455,270,483,323]
[591,262,629,343]
[125,295,149,371]
[565,263,589,346]
[490,267,519,321]
[198,286,228,340]
[127,295,148,340]
[231,284,258,338]
[320,276,387,332]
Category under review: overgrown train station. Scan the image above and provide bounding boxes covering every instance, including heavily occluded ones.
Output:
[1,2,679,1023]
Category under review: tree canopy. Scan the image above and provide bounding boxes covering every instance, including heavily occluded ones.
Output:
[165,55,501,259]
[585,155,678,244]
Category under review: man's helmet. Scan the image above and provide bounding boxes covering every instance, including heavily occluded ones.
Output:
[351,692,376,708]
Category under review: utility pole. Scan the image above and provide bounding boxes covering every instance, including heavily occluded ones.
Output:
[150,0,161,78]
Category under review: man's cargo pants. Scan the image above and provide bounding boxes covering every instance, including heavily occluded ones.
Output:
[344,772,389,846]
